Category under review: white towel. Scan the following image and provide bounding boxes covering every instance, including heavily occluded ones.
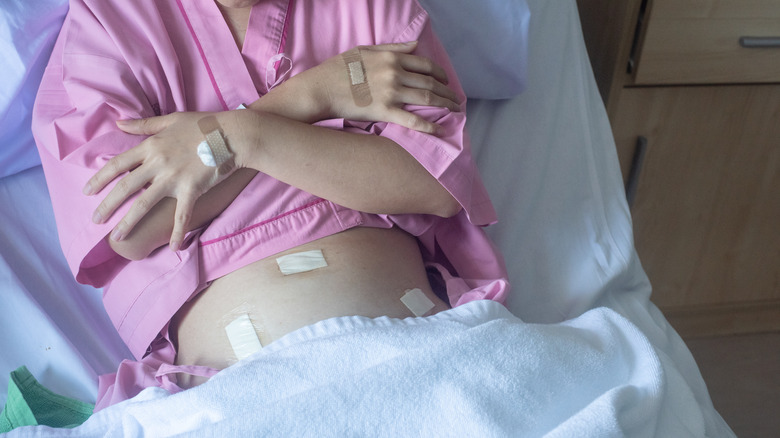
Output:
[10,300,711,437]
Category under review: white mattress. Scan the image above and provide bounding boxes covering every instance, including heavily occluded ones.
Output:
[0,1,734,436]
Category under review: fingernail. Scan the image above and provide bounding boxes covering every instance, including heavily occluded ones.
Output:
[92,210,103,224]
[170,241,180,252]
[116,119,131,126]
[110,228,124,242]
[83,182,93,196]
[404,40,418,46]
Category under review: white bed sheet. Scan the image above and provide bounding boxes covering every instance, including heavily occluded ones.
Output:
[0,0,734,436]
[0,166,131,406]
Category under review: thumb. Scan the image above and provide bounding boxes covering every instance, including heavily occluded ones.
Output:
[116,114,173,135]
[362,40,418,53]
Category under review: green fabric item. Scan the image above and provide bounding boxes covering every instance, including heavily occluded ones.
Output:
[0,366,93,432]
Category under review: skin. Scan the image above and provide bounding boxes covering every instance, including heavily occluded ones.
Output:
[215,0,254,50]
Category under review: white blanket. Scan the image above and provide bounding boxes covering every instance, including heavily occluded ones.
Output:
[10,301,709,437]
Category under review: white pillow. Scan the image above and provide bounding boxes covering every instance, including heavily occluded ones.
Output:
[0,0,68,179]
[418,0,530,99]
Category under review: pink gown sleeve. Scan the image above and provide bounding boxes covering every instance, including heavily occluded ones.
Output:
[383,13,497,227]
[346,6,507,305]
[32,0,156,286]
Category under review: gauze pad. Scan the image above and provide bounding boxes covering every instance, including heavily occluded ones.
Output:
[276,249,328,275]
[400,288,435,317]
[196,141,218,167]
[342,48,372,107]
[225,314,263,361]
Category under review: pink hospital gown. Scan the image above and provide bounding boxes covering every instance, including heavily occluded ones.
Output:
[32,0,509,409]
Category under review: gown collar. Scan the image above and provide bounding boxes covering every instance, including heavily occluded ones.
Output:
[176,0,293,110]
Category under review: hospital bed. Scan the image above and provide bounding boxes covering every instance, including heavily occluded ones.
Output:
[0,0,736,436]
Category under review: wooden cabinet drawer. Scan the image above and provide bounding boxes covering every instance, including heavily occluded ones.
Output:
[612,85,780,308]
[634,0,780,85]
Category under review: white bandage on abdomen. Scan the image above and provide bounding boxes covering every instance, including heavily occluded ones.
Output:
[224,314,263,360]
[276,249,328,276]
[400,288,436,317]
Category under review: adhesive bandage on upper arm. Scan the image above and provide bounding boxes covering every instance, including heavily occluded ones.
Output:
[276,249,328,275]
[196,116,234,170]
[401,288,436,317]
[342,48,372,107]
[224,314,263,361]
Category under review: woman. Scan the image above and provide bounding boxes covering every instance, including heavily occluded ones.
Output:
[33,0,508,409]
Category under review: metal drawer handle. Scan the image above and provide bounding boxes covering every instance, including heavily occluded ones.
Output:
[739,37,780,48]
[625,136,648,209]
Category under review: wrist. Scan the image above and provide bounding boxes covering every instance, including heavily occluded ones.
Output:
[216,109,262,170]
[297,72,334,121]
[249,74,331,123]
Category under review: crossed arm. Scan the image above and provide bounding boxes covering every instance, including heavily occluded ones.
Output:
[84,43,463,260]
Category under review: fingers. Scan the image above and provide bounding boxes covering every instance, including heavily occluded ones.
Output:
[361,42,450,85]
[386,52,461,109]
[385,107,442,136]
[400,88,460,113]
[87,149,163,243]
[92,166,152,224]
[399,72,460,111]
[83,147,143,196]
[398,53,450,85]
[107,187,166,243]
[116,114,176,135]
[169,194,195,252]
[361,41,418,54]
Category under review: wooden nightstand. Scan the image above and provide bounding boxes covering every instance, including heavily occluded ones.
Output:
[577,0,780,337]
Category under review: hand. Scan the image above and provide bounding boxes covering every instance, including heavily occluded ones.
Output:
[300,41,461,134]
[83,112,237,252]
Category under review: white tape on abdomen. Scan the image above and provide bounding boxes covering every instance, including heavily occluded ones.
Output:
[224,314,263,360]
[276,249,328,275]
[400,288,435,317]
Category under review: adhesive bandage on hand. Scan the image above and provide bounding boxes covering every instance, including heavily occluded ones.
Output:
[342,48,373,107]
[196,116,234,168]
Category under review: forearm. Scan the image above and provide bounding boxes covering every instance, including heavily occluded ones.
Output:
[227,109,460,217]
[245,74,328,123]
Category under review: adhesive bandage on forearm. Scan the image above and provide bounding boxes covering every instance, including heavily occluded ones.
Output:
[342,48,372,107]
[401,288,436,317]
[196,116,234,168]
[225,314,263,361]
[276,249,328,275]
